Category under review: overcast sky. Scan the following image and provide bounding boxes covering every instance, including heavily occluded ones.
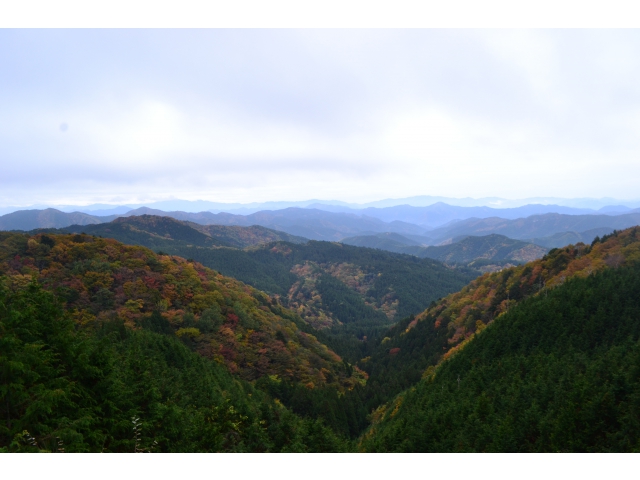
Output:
[2,29,640,207]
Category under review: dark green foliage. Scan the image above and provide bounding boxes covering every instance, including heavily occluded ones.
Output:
[170,245,298,296]
[255,377,369,439]
[316,274,388,325]
[198,305,223,333]
[139,310,174,335]
[356,312,452,412]
[362,263,640,452]
[0,280,349,452]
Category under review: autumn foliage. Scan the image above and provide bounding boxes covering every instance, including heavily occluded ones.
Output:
[0,232,360,389]
[411,226,640,350]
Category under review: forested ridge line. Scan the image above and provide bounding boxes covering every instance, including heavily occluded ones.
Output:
[353,227,640,418]
[360,261,640,452]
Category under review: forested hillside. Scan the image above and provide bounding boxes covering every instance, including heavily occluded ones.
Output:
[0,232,358,388]
[354,227,640,415]
[5,224,639,451]
[0,281,349,452]
[361,261,640,452]
[189,223,307,247]
[52,217,476,364]
[417,234,547,265]
[56,215,474,328]
[150,240,475,324]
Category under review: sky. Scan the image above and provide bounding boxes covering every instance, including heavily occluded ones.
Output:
[2,29,640,207]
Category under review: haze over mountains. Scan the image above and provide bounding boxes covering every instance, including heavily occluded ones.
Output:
[3,194,640,217]
[2,198,640,258]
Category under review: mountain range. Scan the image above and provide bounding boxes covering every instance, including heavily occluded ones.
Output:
[305,202,639,228]
[425,212,640,243]
[4,194,640,217]
[3,204,640,247]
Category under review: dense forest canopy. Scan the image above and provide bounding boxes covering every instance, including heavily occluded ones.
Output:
[3,226,640,452]
[0,281,350,452]
[361,262,640,452]
[348,227,640,422]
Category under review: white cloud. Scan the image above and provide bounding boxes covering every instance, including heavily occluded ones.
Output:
[2,29,640,206]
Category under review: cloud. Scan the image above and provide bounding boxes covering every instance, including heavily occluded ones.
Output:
[1,29,640,206]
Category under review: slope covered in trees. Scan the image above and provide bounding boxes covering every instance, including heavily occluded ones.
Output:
[47,218,476,364]
[153,240,477,367]
[361,261,640,452]
[412,227,640,344]
[0,281,349,452]
[0,232,358,388]
[354,227,640,414]
[189,223,307,247]
[55,216,473,329]
[156,240,475,324]
[417,234,547,265]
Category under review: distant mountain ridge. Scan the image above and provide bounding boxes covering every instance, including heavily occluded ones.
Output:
[342,233,548,269]
[427,212,640,243]
[4,206,640,252]
[2,207,430,239]
[70,207,432,241]
[308,202,608,228]
[530,227,615,249]
[7,194,636,216]
[0,208,117,230]
[60,215,308,249]
[341,232,432,251]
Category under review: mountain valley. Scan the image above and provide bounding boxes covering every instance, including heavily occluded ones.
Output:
[3,202,640,452]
